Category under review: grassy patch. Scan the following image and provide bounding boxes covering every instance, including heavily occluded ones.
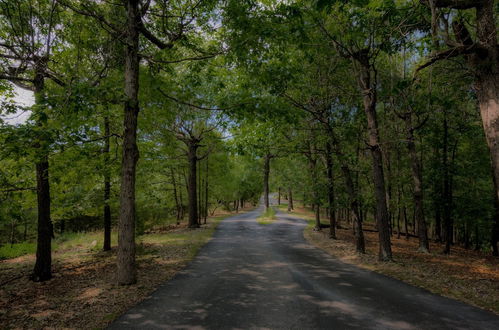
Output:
[257,207,276,225]
[0,242,37,260]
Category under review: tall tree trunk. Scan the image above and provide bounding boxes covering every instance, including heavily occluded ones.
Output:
[204,157,209,224]
[187,142,199,228]
[103,115,112,251]
[308,150,321,231]
[263,153,271,210]
[358,60,392,260]
[405,118,430,252]
[475,223,481,251]
[171,168,180,225]
[397,205,401,239]
[404,205,409,240]
[179,172,185,221]
[432,0,499,255]
[473,2,499,255]
[288,189,294,211]
[341,164,365,253]
[442,112,453,254]
[117,0,140,285]
[10,217,16,246]
[315,205,321,230]
[32,158,52,282]
[325,142,336,239]
[384,147,393,237]
[31,67,52,282]
[198,162,202,224]
[278,187,281,205]
[23,216,27,241]
[492,175,499,255]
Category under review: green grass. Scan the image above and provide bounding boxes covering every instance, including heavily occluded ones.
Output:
[0,242,37,260]
[276,204,290,211]
[0,213,231,261]
[257,207,276,225]
[0,231,117,260]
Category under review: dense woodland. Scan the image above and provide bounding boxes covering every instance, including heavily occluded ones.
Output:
[0,0,497,285]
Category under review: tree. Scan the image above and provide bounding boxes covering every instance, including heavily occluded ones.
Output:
[0,0,68,281]
[418,0,499,256]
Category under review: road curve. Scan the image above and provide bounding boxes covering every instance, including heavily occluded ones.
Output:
[110,205,499,329]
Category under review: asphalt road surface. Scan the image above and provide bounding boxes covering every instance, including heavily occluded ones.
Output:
[110,204,499,329]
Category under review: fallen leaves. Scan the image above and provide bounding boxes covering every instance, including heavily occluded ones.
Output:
[302,215,499,315]
[0,215,227,329]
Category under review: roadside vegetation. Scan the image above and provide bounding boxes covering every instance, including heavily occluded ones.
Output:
[257,207,277,225]
[277,202,499,315]
[0,209,247,329]
[0,0,498,327]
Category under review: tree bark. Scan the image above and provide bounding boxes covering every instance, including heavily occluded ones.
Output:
[405,117,430,252]
[103,115,112,251]
[315,205,321,230]
[31,66,52,282]
[325,142,336,239]
[179,172,185,221]
[198,162,202,223]
[288,188,294,211]
[204,157,209,224]
[307,149,321,231]
[278,187,281,205]
[117,0,140,285]
[32,158,52,282]
[263,153,271,210]
[171,167,180,225]
[358,59,392,260]
[473,1,499,256]
[188,142,199,228]
[430,0,498,255]
[442,112,453,254]
[341,164,365,253]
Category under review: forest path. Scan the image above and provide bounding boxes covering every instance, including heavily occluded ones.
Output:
[110,202,499,329]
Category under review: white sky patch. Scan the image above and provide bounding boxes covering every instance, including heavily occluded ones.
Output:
[1,85,35,125]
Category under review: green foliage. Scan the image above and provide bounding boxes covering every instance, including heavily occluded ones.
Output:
[257,207,276,224]
[0,0,497,259]
[0,242,36,260]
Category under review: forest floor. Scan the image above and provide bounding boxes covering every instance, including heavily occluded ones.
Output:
[277,203,499,315]
[0,207,251,329]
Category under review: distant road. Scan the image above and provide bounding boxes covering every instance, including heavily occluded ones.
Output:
[110,205,499,329]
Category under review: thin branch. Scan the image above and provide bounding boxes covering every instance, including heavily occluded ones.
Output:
[415,44,479,74]
[141,52,220,65]
[139,22,174,49]
[157,88,248,111]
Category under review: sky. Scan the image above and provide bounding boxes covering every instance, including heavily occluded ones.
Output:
[1,85,35,125]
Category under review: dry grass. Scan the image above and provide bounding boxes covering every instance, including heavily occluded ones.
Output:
[0,209,248,329]
[282,204,499,315]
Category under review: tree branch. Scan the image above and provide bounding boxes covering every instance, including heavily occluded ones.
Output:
[415,44,479,73]
[138,22,174,49]
[141,52,220,65]
[157,88,248,111]
[421,0,482,9]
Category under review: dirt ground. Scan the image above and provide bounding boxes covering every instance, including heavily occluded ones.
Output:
[0,210,244,329]
[285,205,499,315]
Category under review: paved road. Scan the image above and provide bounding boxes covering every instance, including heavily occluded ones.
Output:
[110,205,499,329]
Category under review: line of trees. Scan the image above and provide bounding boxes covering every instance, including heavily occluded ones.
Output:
[0,0,497,287]
[226,0,498,258]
